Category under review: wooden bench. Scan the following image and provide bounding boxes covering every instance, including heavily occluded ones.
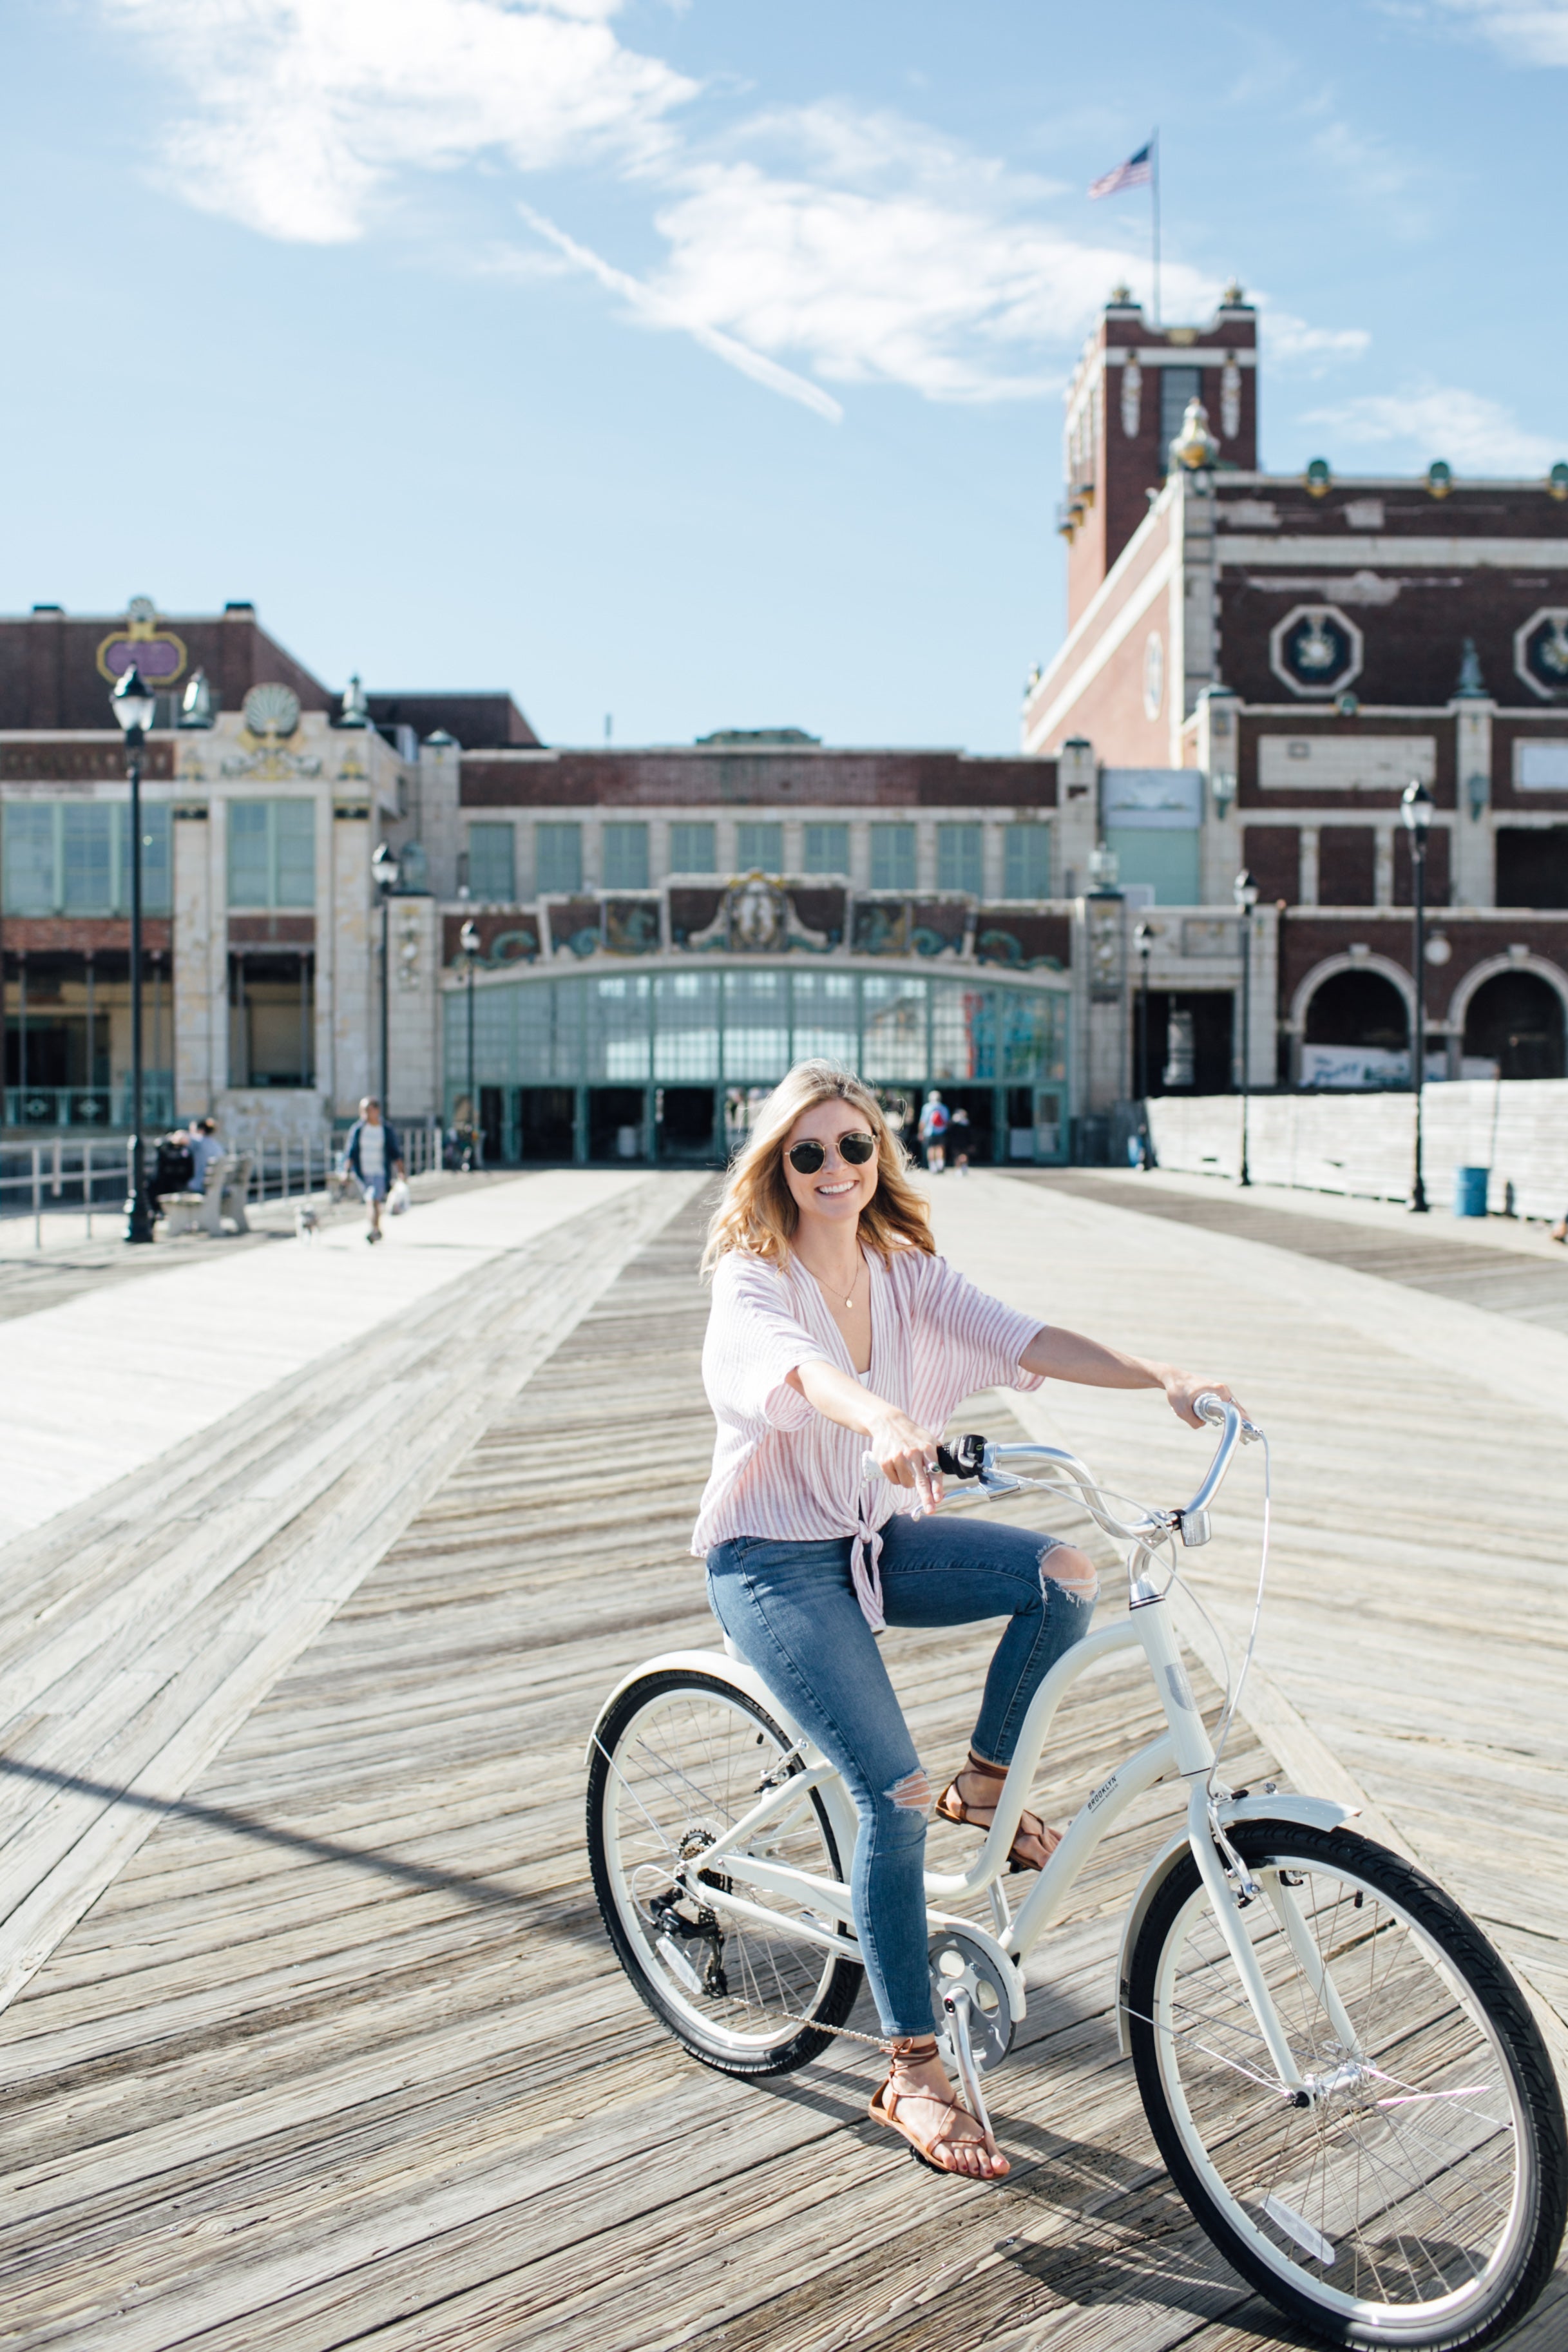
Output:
[157,1151,255,1238]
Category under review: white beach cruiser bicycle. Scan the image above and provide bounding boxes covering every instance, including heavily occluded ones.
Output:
[587,1400,1567,2349]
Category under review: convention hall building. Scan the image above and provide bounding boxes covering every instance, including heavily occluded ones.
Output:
[2,285,1564,1165]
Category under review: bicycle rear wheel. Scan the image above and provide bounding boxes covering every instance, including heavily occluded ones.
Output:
[588,1669,864,2076]
[1128,1821,1566,2349]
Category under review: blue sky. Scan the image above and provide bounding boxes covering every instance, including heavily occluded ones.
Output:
[5,0,1564,751]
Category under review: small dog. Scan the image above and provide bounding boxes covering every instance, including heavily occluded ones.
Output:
[295,1203,322,1241]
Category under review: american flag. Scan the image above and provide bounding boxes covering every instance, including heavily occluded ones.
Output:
[1089,142,1152,199]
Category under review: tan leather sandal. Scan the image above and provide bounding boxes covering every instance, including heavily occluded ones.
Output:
[934,1750,1061,1874]
[868,2037,1004,2177]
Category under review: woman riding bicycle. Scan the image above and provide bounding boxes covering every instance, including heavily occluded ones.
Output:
[696,1059,1239,2179]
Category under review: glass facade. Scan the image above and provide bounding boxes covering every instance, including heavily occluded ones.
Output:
[669,821,716,873]
[1003,821,1052,898]
[228,799,315,910]
[3,801,173,917]
[736,821,783,872]
[468,821,515,901]
[937,822,984,894]
[537,822,582,894]
[603,822,649,888]
[870,823,916,890]
[803,822,850,874]
[445,964,1069,1165]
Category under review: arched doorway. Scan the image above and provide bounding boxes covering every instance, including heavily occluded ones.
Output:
[1303,969,1408,1051]
[1462,971,1565,1080]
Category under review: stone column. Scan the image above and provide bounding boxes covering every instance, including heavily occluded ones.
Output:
[1054,738,1097,898]
[1451,696,1493,908]
[1299,825,1320,907]
[171,794,213,1114]
[332,812,374,1117]
[387,896,438,1123]
[1374,828,1395,907]
[1194,685,1239,903]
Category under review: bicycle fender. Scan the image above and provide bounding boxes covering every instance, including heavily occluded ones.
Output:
[1113,1795,1361,2060]
[586,1647,863,1877]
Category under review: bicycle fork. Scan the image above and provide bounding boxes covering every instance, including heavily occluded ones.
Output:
[1136,1593,1332,2101]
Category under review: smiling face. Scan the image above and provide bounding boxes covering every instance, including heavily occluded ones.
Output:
[780,1097,881,1236]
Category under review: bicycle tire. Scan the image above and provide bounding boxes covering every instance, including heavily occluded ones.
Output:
[1127,1820,1566,2349]
[587,1668,865,2076]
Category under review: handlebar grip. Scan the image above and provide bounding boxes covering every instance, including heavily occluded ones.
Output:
[859,1434,988,1482]
[1194,1391,1230,1426]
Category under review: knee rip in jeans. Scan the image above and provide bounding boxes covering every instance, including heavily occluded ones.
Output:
[885,1766,933,1817]
[1043,1544,1098,1605]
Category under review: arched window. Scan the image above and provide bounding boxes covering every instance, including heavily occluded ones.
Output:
[1462,972,1565,1080]
[1303,969,1408,1051]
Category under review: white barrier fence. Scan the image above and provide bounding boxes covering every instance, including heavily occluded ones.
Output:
[1146,1081,1568,1223]
[1,1123,445,1250]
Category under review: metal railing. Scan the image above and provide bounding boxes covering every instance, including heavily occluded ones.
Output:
[1,1122,445,1249]
[3,1081,177,1131]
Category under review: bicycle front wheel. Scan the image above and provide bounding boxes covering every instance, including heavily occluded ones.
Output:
[588,1669,864,2076]
[1128,1821,1566,2349]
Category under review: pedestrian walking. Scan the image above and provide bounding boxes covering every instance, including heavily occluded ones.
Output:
[950,1104,971,1174]
[917,1088,950,1174]
[342,1096,405,1244]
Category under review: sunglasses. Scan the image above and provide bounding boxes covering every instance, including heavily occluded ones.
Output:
[786,1131,878,1175]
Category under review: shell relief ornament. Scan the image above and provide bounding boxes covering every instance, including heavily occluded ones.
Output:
[222,680,322,777]
[1268,603,1364,698]
[1514,607,1568,700]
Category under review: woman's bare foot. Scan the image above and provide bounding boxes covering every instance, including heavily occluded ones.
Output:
[949,1759,1062,1871]
[875,2043,1008,2177]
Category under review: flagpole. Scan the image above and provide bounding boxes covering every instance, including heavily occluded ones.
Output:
[1151,128,1160,324]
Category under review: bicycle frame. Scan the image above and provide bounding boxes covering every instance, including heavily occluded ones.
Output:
[592,1404,1358,2099]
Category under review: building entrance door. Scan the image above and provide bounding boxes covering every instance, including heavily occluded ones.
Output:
[519,1085,576,1162]
[589,1085,647,1162]
[656,1085,718,1162]
[941,1086,994,1167]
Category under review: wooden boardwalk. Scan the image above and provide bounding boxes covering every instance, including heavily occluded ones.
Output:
[0,1174,1563,2349]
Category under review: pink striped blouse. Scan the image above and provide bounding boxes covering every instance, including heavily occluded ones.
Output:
[691,1244,1046,1629]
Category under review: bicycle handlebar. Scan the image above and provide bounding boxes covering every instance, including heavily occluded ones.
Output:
[859,1391,1259,1549]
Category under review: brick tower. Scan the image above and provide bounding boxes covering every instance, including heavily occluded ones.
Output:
[1060,284,1258,624]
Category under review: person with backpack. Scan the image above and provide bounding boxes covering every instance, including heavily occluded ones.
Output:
[917,1088,950,1173]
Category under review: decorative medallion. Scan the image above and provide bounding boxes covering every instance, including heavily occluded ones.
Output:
[95,596,188,687]
[1514,607,1568,700]
[1142,631,1164,720]
[1120,360,1142,440]
[1268,603,1364,698]
[242,682,301,740]
[687,874,830,954]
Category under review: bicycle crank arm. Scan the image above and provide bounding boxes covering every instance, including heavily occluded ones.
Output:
[941,1989,994,2144]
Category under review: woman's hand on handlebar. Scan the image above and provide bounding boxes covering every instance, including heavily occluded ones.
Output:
[1160,1370,1247,1430]
[866,1408,946,1512]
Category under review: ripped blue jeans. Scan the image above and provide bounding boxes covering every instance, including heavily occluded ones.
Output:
[705,1514,1096,2038]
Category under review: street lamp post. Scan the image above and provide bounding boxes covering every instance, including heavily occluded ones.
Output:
[1401,779,1435,1213]
[110,664,158,1243]
[1133,920,1153,1160]
[458,917,480,1171]
[1233,868,1258,1189]
[370,841,400,1113]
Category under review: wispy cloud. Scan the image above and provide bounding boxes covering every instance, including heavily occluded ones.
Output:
[1303,385,1561,472]
[1265,312,1372,370]
[518,204,845,422]
[99,0,1366,419]
[101,0,693,242]
[1417,0,1568,65]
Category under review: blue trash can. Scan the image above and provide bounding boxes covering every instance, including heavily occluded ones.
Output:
[1453,1165,1489,1218]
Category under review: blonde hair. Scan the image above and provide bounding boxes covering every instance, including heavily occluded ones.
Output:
[702,1060,933,1277]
